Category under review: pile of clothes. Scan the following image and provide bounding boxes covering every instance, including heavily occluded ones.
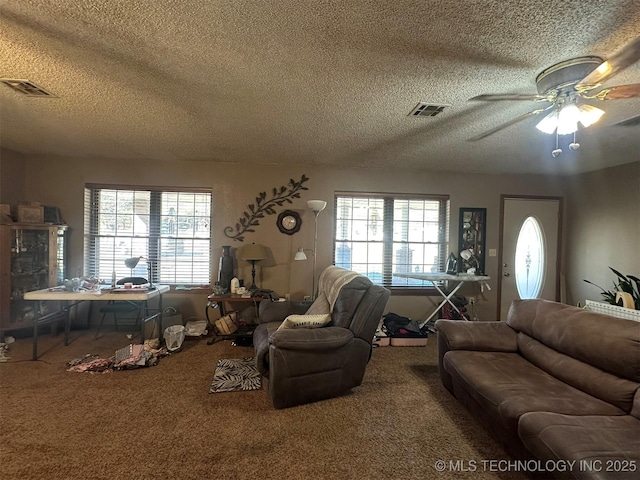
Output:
[67,339,168,373]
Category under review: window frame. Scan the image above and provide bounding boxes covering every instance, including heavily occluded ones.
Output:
[84,183,212,286]
[333,191,450,294]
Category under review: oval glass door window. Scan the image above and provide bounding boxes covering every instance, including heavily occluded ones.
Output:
[515,216,545,299]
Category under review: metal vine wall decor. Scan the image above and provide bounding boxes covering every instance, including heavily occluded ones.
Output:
[224,174,310,242]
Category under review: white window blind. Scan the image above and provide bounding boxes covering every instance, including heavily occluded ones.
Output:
[334,193,449,289]
[84,185,212,284]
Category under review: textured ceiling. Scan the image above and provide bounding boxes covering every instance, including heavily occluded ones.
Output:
[1,0,639,175]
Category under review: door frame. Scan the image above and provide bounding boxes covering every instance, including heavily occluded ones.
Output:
[497,194,564,320]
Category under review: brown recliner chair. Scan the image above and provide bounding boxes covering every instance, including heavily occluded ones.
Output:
[253,267,390,409]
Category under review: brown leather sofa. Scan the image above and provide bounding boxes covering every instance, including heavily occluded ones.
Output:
[253,268,390,409]
[437,299,640,479]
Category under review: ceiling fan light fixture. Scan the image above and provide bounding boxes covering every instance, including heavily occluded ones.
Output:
[577,104,605,128]
[557,103,581,135]
[536,110,559,134]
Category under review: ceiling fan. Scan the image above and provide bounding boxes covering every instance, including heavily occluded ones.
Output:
[468,37,640,157]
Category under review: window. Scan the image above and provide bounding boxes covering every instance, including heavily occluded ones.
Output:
[334,193,450,290]
[84,185,212,285]
[515,216,545,299]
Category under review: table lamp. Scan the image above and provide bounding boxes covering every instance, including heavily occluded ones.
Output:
[459,249,480,274]
[241,243,267,290]
[124,256,153,288]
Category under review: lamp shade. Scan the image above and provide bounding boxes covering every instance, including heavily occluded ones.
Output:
[535,110,559,134]
[294,247,307,261]
[460,249,474,261]
[307,200,327,213]
[124,256,143,269]
[241,243,267,261]
[578,104,605,128]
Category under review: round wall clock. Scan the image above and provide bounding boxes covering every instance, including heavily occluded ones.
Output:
[277,210,302,235]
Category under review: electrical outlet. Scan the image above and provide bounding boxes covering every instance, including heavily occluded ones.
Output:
[489,249,497,257]
[468,297,476,305]
[285,293,291,301]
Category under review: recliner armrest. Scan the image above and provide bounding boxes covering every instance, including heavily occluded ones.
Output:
[269,326,353,351]
[436,320,517,352]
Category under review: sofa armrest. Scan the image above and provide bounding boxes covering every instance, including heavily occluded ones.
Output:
[435,320,518,394]
[269,326,353,351]
[258,300,310,324]
[436,320,518,352]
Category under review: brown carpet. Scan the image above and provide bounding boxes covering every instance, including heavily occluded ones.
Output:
[0,329,526,480]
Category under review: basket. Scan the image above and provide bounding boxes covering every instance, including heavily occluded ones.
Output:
[584,300,640,322]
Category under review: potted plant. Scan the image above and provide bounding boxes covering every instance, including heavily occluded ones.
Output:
[583,267,640,310]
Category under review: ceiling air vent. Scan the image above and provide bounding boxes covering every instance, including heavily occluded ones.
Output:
[408,102,450,117]
[0,79,56,97]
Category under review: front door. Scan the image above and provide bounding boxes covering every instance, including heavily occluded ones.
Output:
[498,196,562,320]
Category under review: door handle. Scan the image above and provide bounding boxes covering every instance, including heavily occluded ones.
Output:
[503,272,511,277]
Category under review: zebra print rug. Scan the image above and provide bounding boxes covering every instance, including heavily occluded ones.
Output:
[209,357,261,393]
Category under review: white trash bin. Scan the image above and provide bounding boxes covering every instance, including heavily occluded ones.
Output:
[164,325,186,351]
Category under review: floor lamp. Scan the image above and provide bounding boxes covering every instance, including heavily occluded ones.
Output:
[307,200,326,300]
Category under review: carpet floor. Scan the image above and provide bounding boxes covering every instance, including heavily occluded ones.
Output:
[0,329,526,480]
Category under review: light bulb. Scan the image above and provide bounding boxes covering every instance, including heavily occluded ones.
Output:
[557,103,580,135]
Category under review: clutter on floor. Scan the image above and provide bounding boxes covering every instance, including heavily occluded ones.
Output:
[184,319,208,337]
[0,336,15,362]
[375,312,429,347]
[67,338,170,373]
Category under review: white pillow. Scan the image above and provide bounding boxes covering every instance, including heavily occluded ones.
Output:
[276,314,331,330]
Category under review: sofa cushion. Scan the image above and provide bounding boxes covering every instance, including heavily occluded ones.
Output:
[631,388,640,419]
[507,300,640,383]
[443,350,626,436]
[517,333,639,413]
[518,412,640,480]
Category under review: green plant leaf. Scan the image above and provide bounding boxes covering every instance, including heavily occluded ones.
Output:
[609,267,629,282]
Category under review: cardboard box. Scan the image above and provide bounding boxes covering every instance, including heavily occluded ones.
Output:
[15,204,44,223]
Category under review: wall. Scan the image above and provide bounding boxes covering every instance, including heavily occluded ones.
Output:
[12,151,576,323]
[563,161,640,307]
[0,149,26,206]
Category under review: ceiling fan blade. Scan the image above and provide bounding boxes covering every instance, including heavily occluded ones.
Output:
[576,37,640,89]
[470,93,548,102]
[592,83,640,100]
[611,114,640,127]
[468,106,552,141]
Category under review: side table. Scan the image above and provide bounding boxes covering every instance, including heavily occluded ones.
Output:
[205,294,262,345]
